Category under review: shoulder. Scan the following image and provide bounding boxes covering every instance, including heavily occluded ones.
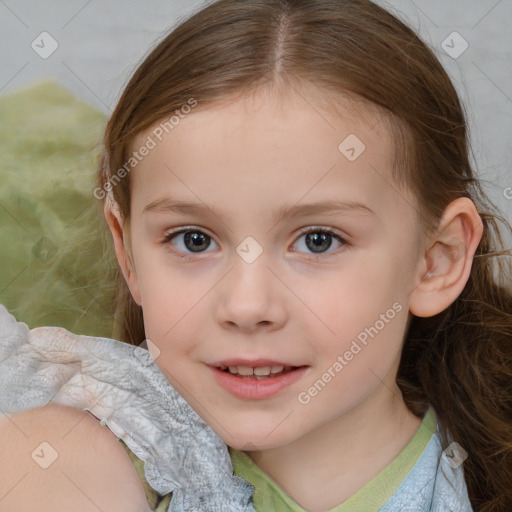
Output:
[0,403,150,512]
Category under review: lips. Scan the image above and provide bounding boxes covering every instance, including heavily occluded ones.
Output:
[209,364,310,399]
[209,358,302,368]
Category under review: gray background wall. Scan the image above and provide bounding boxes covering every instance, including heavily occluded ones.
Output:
[1,0,511,227]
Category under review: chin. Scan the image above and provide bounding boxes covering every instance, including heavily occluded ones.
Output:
[227,438,277,452]
[221,424,298,452]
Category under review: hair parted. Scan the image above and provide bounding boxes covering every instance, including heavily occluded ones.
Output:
[98,1,512,510]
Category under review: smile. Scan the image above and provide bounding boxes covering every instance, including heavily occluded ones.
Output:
[209,364,310,400]
[219,364,295,378]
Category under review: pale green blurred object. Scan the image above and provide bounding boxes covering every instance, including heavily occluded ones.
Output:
[0,80,117,337]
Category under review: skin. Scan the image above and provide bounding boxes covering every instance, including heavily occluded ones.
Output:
[0,404,149,512]
[106,86,483,511]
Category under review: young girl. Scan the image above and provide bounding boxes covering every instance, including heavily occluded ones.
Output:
[98,0,512,509]
[1,0,511,511]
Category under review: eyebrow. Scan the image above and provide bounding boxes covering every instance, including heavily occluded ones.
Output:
[143,197,375,224]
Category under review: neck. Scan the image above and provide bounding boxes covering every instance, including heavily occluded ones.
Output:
[246,384,422,512]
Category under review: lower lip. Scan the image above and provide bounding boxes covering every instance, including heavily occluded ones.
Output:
[209,365,309,400]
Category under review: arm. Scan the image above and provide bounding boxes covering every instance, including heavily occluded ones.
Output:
[0,403,151,512]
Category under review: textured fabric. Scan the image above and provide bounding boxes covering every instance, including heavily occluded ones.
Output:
[0,303,255,512]
[118,437,173,511]
[0,303,473,511]
[379,428,474,512]
[119,409,473,512]
[0,81,115,338]
[119,407,473,512]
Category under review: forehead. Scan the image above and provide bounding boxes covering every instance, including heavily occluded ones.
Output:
[128,86,415,223]
[132,83,390,151]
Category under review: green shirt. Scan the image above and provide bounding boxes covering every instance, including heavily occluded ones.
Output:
[119,408,436,512]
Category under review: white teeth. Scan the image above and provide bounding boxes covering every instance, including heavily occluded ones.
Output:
[236,365,255,376]
[223,364,289,376]
[253,366,271,376]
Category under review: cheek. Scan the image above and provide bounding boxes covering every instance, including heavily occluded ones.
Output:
[307,258,404,333]
[301,246,414,363]
[128,245,184,349]
[131,241,182,311]
[134,266,210,363]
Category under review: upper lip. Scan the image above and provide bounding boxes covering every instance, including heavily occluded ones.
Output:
[208,358,306,368]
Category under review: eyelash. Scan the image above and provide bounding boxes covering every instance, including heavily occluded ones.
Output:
[161,226,348,261]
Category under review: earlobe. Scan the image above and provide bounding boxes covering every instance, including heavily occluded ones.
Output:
[409,198,484,318]
[104,200,143,307]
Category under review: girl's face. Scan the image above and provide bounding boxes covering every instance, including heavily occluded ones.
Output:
[122,88,425,450]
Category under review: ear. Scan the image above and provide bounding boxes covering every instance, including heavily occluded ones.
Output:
[104,199,143,306]
[409,197,484,317]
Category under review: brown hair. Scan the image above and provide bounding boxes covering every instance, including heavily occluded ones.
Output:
[98,1,512,510]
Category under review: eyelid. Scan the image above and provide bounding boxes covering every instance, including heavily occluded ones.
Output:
[295,225,347,240]
[162,225,219,247]
[163,225,214,238]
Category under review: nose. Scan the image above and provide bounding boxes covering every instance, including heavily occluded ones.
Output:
[215,253,287,333]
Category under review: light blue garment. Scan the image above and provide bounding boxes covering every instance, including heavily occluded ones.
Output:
[230,411,473,512]
[380,427,473,512]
